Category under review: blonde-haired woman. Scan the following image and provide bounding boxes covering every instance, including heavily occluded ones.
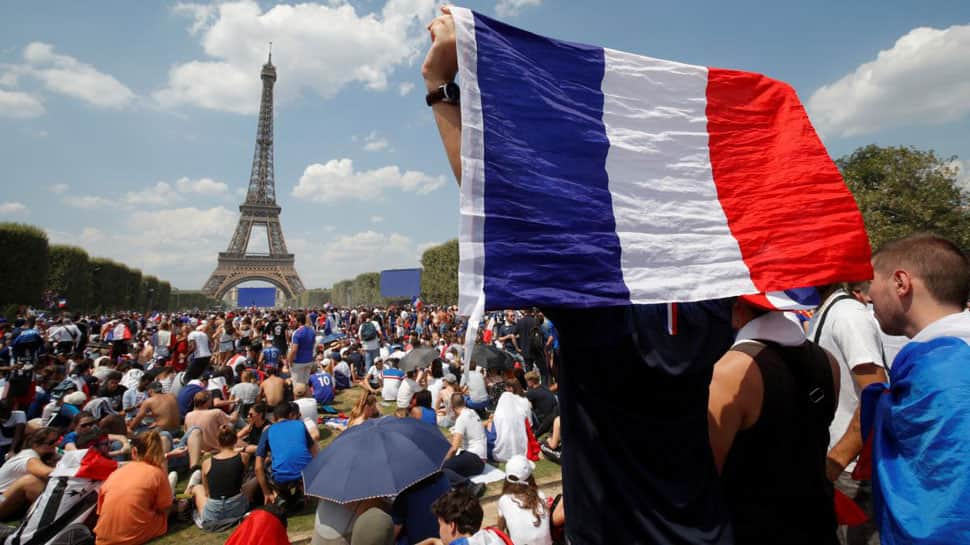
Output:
[94,430,173,545]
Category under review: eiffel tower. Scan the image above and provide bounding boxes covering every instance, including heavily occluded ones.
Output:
[202,49,305,303]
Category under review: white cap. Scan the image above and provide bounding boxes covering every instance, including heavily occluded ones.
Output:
[504,454,535,483]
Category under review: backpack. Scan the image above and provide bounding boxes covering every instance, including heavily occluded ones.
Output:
[360,322,378,342]
[529,326,545,357]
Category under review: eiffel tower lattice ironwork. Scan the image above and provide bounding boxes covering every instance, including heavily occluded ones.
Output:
[202,50,305,302]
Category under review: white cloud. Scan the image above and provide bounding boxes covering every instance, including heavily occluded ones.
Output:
[175,177,229,195]
[496,0,541,17]
[808,24,970,136]
[362,131,390,151]
[370,215,383,223]
[398,82,414,96]
[289,230,434,286]
[173,2,218,35]
[49,183,69,194]
[62,195,115,209]
[124,182,181,206]
[48,206,238,289]
[22,42,135,109]
[0,202,28,217]
[292,158,445,202]
[0,89,45,118]
[950,159,970,192]
[155,0,436,114]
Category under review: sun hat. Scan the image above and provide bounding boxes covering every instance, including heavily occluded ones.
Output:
[505,454,535,483]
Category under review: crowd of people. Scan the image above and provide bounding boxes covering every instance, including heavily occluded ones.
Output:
[0,300,567,545]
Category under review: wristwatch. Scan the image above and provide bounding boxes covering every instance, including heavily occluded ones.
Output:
[426,82,460,106]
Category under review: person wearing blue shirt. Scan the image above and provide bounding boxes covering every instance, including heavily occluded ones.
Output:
[260,339,281,369]
[308,369,335,405]
[288,313,317,386]
[392,472,452,545]
[256,402,318,505]
[862,234,970,545]
[177,378,206,418]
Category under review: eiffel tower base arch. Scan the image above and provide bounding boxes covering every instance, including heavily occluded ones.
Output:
[202,255,305,303]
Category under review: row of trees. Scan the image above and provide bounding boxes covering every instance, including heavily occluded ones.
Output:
[0,222,196,316]
[323,239,460,308]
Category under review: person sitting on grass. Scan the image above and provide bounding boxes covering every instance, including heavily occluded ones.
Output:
[539,416,561,464]
[0,427,59,521]
[185,424,250,532]
[442,394,487,492]
[460,362,489,413]
[255,402,319,511]
[497,455,552,545]
[409,390,437,426]
[346,393,381,429]
[94,430,174,545]
[236,402,271,454]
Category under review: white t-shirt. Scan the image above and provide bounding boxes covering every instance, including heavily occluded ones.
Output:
[188,330,211,358]
[230,382,260,404]
[464,370,489,403]
[427,378,443,412]
[397,377,422,409]
[334,361,351,379]
[498,492,552,545]
[295,397,318,424]
[0,449,38,493]
[365,365,382,384]
[381,370,403,402]
[807,291,885,471]
[0,411,26,448]
[453,408,487,459]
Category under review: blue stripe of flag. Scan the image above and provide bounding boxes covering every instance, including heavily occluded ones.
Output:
[473,12,630,308]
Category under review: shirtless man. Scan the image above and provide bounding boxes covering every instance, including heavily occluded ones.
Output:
[128,382,180,436]
[258,367,289,408]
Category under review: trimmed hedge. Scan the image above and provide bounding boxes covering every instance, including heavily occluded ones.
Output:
[169,290,221,311]
[158,282,171,312]
[420,239,458,306]
[0,223,50,308]
[48,244,93,311]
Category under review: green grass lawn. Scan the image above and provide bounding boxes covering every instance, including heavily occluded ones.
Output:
[132,386,561,545]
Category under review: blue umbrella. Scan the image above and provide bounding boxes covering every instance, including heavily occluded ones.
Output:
[320,332,346,344]
[302,416,450,503]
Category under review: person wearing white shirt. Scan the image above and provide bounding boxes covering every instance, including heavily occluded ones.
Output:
[808,283,888,545]
[442,393,486,488]
[497,455,552,545]
[396,371,423,409]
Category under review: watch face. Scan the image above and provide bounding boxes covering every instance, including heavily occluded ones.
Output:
[445,82,460,102]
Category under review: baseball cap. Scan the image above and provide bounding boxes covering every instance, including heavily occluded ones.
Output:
[505,454,535,483]
[443,373,457,384]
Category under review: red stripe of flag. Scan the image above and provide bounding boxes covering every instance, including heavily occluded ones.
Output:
[705,68,873,289]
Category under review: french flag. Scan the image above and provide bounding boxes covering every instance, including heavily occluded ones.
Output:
[452,8,871,315]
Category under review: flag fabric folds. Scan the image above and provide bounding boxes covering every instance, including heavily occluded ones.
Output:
[452,7,872,315]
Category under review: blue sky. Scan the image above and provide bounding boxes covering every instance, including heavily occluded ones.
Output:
[1,1,968,292]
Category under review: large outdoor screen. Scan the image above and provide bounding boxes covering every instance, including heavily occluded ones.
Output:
[237,287,276,307]
[380,268,422,298]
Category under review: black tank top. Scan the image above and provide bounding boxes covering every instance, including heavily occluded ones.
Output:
[721,340,839,545]
[207,454,245,499]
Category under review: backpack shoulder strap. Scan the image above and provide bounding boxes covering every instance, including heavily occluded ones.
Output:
[811,293,854,344]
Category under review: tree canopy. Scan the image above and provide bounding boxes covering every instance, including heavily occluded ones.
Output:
[837,145,969,251]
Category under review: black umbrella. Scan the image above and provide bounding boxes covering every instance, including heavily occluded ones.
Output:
[471,344,514,370]
[398,347,440,373]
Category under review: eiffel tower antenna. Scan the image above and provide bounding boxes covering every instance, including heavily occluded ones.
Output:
[201,52,304,305]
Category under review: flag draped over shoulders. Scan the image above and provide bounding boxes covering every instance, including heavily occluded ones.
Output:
[862,335,970,544]
[451,7,871,315]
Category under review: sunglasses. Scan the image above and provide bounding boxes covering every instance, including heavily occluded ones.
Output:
[40,438,59,447]
[78,422,96,428]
